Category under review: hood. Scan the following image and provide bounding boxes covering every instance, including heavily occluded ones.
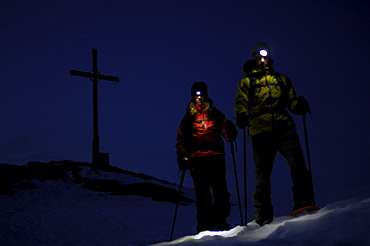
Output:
[242,59,275,77]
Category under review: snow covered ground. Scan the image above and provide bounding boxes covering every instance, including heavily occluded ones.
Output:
[1,162,370,246]
[156,195,370,246]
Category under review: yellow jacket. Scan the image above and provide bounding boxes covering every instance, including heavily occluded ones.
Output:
[234,60,302,136]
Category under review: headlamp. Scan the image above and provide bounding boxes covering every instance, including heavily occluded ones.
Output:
[259,49,269,57]
[195,91,202,96]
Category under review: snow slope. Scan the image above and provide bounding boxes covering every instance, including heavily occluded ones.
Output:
[1,161,369,246]
[156,195,370,246]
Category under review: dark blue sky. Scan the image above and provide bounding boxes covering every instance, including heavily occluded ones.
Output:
[2,0,369,216]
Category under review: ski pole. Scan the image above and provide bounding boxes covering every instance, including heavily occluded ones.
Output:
[302,113,316,206]
[170,169,186,241]
[230,141,244,225]
[243,128,248,224]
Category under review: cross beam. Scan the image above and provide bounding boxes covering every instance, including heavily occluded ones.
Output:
[70,49,119,165]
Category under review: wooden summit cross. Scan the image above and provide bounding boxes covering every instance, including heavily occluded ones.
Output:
[70,49,119,166]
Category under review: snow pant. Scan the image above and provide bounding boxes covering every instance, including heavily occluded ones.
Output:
[251,129,314,224]
[190,155,231,232]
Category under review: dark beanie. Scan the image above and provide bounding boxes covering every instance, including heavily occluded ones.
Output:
[252,41,272,59]
[191,81,208,97]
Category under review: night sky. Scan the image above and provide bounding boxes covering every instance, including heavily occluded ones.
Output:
[2,0,369,216]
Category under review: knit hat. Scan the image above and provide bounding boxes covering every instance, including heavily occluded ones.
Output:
[191,81,208,97]
[252,41,272,59]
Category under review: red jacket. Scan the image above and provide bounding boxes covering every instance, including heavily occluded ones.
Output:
[176,105,233,159]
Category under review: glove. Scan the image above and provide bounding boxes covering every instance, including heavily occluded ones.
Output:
[294,96,311,115]
[235,113,250,129]
[177,154,192,170]
[224,120,238,141]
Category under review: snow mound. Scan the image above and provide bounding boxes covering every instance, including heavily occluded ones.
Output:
[0,161,194,204]
[1,161,370,245]
[155,194,370,245]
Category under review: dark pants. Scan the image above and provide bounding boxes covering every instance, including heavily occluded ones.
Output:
[190,155,231,232]
[251,129,314,224]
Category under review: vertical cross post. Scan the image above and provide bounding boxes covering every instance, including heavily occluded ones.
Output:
[70,49,119,165]
[92,49,99,166]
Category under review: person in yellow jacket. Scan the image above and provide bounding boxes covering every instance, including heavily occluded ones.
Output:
[234,41,314,226]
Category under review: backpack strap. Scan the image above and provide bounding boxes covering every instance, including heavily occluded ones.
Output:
[247,76,257,113]
[273,73,289,109]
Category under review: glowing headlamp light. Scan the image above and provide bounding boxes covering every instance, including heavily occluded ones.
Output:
[259,49,269,57]
[195,91,203,96]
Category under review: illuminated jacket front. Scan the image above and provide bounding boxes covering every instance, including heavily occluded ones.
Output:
[176,104,233,159]
[234,60,302,136]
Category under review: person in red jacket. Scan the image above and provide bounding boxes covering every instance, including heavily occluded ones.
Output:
[176,81,237,233]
